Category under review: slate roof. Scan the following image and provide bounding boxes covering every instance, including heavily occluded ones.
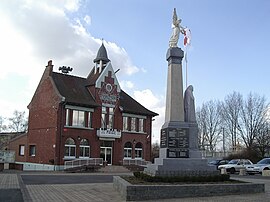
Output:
[120,91,158,116]
[52,72,99,107]
[93,43,110,63]
[51,72,158,116]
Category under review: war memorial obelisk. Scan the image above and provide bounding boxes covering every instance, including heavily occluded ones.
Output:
[145,8,216,176]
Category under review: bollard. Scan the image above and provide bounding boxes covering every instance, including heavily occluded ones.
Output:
[239,168,246,175]
[221,168,227,174]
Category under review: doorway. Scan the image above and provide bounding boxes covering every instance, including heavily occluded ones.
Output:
[100,147,112,165]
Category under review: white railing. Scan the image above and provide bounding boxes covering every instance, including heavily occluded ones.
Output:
[96,128,121,139]
[122,159,151,167]
[64,158,103,170]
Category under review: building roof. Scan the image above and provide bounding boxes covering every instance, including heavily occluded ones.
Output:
[93,43,110,63]
[120,91,158,116]
[52,72,99,107]
[51,72,158,116]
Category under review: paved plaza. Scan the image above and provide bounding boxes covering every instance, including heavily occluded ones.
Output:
[0,171,270,202]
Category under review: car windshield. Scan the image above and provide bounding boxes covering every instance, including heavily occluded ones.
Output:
[228,159,239,164]
[209,160,218,165]
[257,158,270,165]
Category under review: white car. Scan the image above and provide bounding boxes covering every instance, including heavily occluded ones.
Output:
[246,158,270,175]
[218,159,253,174]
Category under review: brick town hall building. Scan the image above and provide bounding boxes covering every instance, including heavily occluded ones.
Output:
[9,43,158,169]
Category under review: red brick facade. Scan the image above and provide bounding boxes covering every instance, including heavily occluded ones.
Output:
[9,45,157,166]
[8,133,27,162]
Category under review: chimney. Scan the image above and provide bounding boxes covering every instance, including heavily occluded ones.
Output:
[46,60,53,76]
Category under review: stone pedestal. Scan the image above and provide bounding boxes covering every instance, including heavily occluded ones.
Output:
[144,47,217,177]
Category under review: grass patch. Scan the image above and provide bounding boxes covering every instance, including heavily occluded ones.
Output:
[122,171,243,185]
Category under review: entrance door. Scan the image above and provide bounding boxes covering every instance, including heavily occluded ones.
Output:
[100,147,112,165]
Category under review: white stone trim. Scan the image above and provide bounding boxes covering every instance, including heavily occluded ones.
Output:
[65,105,94,112]
[122,113,146,119]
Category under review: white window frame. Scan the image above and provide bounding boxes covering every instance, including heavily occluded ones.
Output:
[135,143,143,159]
[88,112,92,128]
[131,117,136,132]
[79,139,90,158]
[64,138,76,159]
[123,116,128,131]
[29,145,36,157]
[138,118,144,133]
[19,145,25,156]
[72,110,85,127]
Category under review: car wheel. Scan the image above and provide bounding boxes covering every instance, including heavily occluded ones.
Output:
[230,167,236,174]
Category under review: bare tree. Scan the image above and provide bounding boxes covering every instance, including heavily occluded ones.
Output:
[196,100,223,152]
[238,93,269,149]
[256,122,270,158]
[8,110,28,132]
[196,107,207,149]
[0,116,7,132]
[221,92,243,151]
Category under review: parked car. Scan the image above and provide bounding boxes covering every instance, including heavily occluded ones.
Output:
[218,159,253,174]
[246,158,270,175]
[208,159,229,170]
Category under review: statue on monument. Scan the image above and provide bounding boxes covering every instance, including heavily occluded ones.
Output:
[184,85,196,122]
[169,8,185,48]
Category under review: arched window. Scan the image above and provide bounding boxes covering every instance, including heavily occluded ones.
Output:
[124,142,132,159]
[135,142,143,159]
[79,139,90,158]
[64,138,76,158]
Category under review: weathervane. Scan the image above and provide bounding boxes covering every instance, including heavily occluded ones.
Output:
[59,66,73,74]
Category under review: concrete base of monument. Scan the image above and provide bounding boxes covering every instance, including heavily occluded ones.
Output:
[113,176,265,201]
[144,156,218,176]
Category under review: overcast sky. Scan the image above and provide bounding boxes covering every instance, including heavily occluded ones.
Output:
[1,0,270,143]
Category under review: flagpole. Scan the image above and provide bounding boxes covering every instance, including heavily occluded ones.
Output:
[185,48,188,89]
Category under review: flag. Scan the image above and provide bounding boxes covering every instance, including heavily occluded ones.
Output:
[184,28,191,46]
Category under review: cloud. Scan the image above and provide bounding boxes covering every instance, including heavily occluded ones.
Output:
[133,89,165,143]
[0,0,141,118]
[83,15,91,25]
[120,80,135,90]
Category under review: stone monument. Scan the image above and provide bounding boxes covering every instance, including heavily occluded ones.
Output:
[144,8,217,176]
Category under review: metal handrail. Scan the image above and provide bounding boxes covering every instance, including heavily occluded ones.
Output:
[122,159,151,167]
[64,158,103,170]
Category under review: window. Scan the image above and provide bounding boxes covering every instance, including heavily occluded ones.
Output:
[131,117,136,132]
[88,112,92,128]
[29,145,36,157]
[138,118,144,132]
[65,109,70,126]
[65,106,94,128]
[123,117,128,131]
[64,138,76,158]
[101,106,106,128]
[108,107,114,129]
[72,110,85,127]
[124,142,132,159]
[19,145,25,156]
[80,139,90,158]
[135,142,143,159]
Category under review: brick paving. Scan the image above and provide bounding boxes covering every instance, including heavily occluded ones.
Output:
[0,174,20,189]
[1,171,270,202]
[26,183,124,202]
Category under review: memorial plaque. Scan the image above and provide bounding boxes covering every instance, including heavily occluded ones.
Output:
[160,127,189,158]
[167,148,189,158]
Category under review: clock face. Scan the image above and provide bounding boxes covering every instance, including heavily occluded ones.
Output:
[105,83,112,92]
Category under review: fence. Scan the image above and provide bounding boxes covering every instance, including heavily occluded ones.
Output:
[122,159,151,167]
[64,158,103,170]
